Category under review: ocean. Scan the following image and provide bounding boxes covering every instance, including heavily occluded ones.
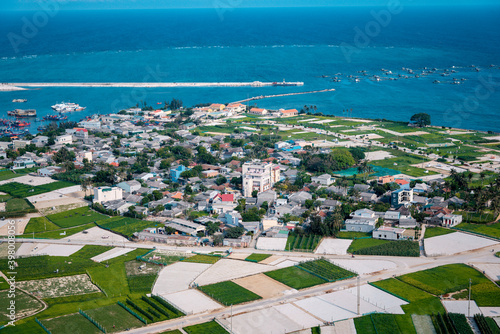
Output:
[0,6,499,132]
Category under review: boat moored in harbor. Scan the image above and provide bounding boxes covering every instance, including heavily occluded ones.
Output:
[51,102,86,113]
[7,109,36,117]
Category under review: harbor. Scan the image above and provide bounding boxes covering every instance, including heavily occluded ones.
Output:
[232,88,335,104]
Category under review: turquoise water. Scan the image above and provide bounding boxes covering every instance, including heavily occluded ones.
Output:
[0,7,499,132]
[334,165,401,177]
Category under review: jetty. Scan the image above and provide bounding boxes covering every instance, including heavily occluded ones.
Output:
[231,88,335,103]
[6,81,304,89]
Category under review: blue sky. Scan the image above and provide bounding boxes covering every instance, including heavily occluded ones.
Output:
[3,0,499,10]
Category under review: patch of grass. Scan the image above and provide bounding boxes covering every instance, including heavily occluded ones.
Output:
[398,264,492,296]
[354,315,376,334]
[245,253,271,262]
[182,254,221,264]
[199,281,261,305]
[424,227,456,238]
[352,240,420,257]
[5,198,31,212]
[160,331,183,334]
[337,231,372,239]
[394,314,417,334]
[85,303,144,332]
[24,217,60,233]
[98,216,163,238]
[265,266,327,290]
[21,222,96,239]
[454,222,500,239]
[402,297,446,315]
[347,238,390,253]
[456,211,497,224]
[42,313,101,334]
[74,245,114,259]
[0,320,45,334]
[183,320,228,334]
[0,169,21,181]
[127,274,157,293]
[371,278,434,302]
[452,281,500,307]
[298,259,356,281]
[0,181,74,198]
[371,314,404,334]
[0,276,9,290]
[47,207,108,228]
[0,289,44,325]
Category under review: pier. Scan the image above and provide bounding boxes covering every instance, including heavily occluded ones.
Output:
[231,88,335,103]
[5,81,304,89]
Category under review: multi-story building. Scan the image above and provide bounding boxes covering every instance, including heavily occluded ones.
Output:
[242,162,280,197]
[391,188,414,208]
[94,186,123,204]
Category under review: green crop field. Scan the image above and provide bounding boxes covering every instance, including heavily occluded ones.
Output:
[128,274,157,293]
[298,259,356,281]
[98,216,162,237]
[456,211,497,224]
[42,313,101,334]
[182,254,221,264]
[0,181,74,198]
[199,281,261,305]
[351,240,420,257]
[354,315,377,334]
[371,314,410,334]
[398,264,493,296]
[85,304,144,332]
[424,227,456,239]
[47,207,108,228]
[24,217,60,233]
[452,281,500,307]
[454,222,500,239]
[245,253,272,262]
[371,279,433,302]
[183,320,228,334]
[448,313,474,334]
[285,234,322,251]
[0,289,44,325]
[0,170,22,181]
[5,198,31,212]
[337,231,372,239]
[265,266,327,289]
[347,238,390,253]
[0,276,9,290]
[21,222,96,239]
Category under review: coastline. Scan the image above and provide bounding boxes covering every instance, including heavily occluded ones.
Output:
[4,82,304,88]
[0,84,26,91]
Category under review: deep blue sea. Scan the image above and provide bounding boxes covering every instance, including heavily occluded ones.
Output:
[0,6,499,132]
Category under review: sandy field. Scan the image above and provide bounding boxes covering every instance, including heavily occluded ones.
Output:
[364,133,384,140]
[479,307,500,317]
[27,185,86,210]
[17,274,99,298]
[0,175,55,186]
[259,254,282,265]
[163,289,222,314]
[329,259,397,275]
[233,273,294,298]
[0,213,39,235]
[226,253,248,260]
[195,259,274,286]
[204,132,231,136]
[91,247,135,262]
[0,84,26,91]
[320,319,356,334]
[470,263,500,281]
[315,238,353,255]
[153,262,211,295]
[62,226,130,244]
[255,237,287,251]
[16,243,83,257]
[365,150,395,161]
[425,232,498,256]
[442,300,481,316]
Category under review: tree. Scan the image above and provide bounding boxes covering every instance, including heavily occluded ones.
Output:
[225,226,245,238]
[159,159,171,170]
[410,113,431,127]
[53,147,75,163]
[251,190,258,198]
[260,201,268,211]
[215,175,227,186]
[206,222,220,235]
[230,176,242,188]
[212,234,224,246]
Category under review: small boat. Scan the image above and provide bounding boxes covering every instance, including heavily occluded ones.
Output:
[433,80,440,84]
[43,114,68,121]
[12,99,27,103]
[12,120,30,127]
[157,102,162,105]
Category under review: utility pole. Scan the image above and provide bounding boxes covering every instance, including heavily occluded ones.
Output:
[357,276,361,315]
[468,278,472,317]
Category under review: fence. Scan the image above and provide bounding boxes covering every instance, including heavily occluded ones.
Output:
[117,301,147,324]
[79,309,106,333]
[35,318,52,334]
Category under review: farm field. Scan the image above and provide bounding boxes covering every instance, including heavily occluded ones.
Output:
[337,231,372,239]
[298,259,356,281]
[17,274,100,299]
[245,253,272,262]
[5,198,32,212]
[454,222,500,239]
[0,289,44,325]
[315,238,352,255]
[265,266,327,290]
[21,222,96,239]
[232,273,291,299]
[198,281,262,305]
[128,274,157,293]
[424,226,456,238]
[47,206,108,228]
[183,320,228,334]
[0,181,74,198]
[424,232,498,256]
[163,289,222,314]
[0,276,9,290]
[456,211,497,224]
[23,216,60,233]
[347,238,390,253]
[351,240,420,257]
[371,278,434,302]
[153,262,211,295]
[84,303,143,332]
[42,313,101,334]
[97,216,163,237]
[194,259,274,286]
[285,233,322,251]
[182,254,221,264]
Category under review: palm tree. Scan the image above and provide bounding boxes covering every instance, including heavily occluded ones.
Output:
[480,171,486,186]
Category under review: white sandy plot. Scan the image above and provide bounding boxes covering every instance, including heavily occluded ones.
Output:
[274,303,322,328]
[320,319,356,334]
[153,262,211,295]
[480,307,500,317]
[365,150,395,161]
[27,185,82,203]
[298,118,318,122]
[256,237,287,251]
[16,243,83,257]
[329,259,397,275]
[295,295,359,322]
[442,300,481,316]
[0,175,55,186]
[315,238,353,255]
[345,284,408,313]
[163,289,222,314]
[62,226,130,243]
[310,119,335,124]
[239,126,257,131]
[471,263,500,281]
[91,247,134,262]
[425,232,498,256]
[222,305,318,334]
[15,243,38,256]
[195,259,273,286]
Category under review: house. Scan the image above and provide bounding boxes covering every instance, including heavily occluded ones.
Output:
[378,175,394,185]
[170,165,189,183]
[395,179,410,189]
[242,162,280,197]
[11,157,36,170]
[94,186,123,204]
[279,109,298,117]
[442,214,463,227]
[360,192,377,203]
[350,208,376,219]
[37,166,65,177]
[344,218,377,232]
[288,191,312,205]
[102,199,133,215]
[413,183,430,193]
[12,140,30,149]
[274,141,290,150]
[257,190,277,207]
[32,135,49,147]
[225,210,242,227]
[164,218,205,236]
[223,235,251,248]
[211,193,236,214]
[311,174,334,186]
[116,180,141,193]
[180,123,196,130]
[391,188,414,208]
[373,226,407,240]
[201,170,219,178]
[249,108,267,115]
[55,134,73,145]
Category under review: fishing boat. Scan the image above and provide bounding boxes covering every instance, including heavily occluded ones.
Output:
[7,109,36,117]
[43,114,68,121]
[51,102,86,113]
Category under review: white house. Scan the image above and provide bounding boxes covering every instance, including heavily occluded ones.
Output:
[55,134,73,145]
[344,218,377,233]
[93,186,123,204]
[372,226,406,240]
[11,157,36,170]
[311,174,334,186]
[442,214,463,227]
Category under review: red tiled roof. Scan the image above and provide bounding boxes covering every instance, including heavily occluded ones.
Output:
[216,193,234,202]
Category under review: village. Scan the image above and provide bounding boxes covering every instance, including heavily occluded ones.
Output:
[1,100,500,334]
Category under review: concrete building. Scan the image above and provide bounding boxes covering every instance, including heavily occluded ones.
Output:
[442,214,463,227]
[94,186,123,204]
[391,188,414,208]
[242,162,280,197]
[116,180,141,193]
[311,174,334,186]
[170,165,189,183]
[344,218,377,233]
[55,134,73,145]
[11,157,36,170]
[165,218,205,236]
[373,226,406,240]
